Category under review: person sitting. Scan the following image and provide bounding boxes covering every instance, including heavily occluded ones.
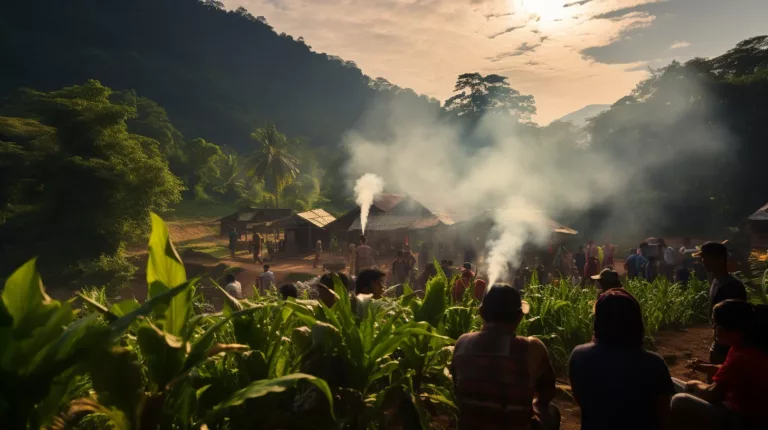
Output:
[694,242,748,364]
[452,284,560,430]
[224,273,242,299]
[590,268,623,295]
[314,272,350,307]
[355,268,385,299]
[670,300,768,430]
[569,288,673,430]
[278,283,298,300]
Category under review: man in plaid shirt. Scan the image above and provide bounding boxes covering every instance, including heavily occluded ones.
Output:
[451,284,560,430]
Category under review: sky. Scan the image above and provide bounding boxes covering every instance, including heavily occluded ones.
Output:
[225,0,768,123]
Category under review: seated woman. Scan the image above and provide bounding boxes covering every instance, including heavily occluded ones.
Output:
[671,300,768,430]
[569,288,674,430]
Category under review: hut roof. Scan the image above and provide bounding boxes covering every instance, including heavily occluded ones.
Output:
[255,209,336,229]
[748,202,768,221]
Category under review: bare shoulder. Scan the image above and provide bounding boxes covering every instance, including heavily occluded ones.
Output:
[525,336,549,354]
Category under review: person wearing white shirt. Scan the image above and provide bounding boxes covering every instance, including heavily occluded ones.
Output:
[258,264,275,294]
[224,273,242,299]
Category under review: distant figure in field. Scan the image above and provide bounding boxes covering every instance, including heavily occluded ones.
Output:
[671,300,768,430]
[569,289,673,430]
[353,235,375,275]
[415,263,437,294]
[251,233,263,264]
[228,227,238,259]
[347,242,356,270]
[278,283,298,300]
[224,273,242,299]
[452,284,560,430]
[603,241,616,268]
[591,268,622,295]
[624,248,640,279]
[584,242,600,286]
[313,239,322,268]
[452,263,474,302]
[694,242,747,365]
[390,250,408,285]
[403,244,417,283]
[355,268,385,299]
[574,245,587,281]
[258,264,275,295]
[419,242,431,272]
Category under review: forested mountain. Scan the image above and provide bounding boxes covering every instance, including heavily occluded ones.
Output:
[0,0,438,154]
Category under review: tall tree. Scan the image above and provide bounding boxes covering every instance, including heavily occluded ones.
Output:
[444,73,536,121]
[240,123,300,208]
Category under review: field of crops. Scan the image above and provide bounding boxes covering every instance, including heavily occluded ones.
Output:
[0,215,711,429]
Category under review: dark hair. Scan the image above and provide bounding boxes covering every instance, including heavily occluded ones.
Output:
[463,262,472,270]
[359,235,367,244]
[396,250,403,257]
[713,300,768,351]
[225,274,236,284]
[279,283,298,299]
[480,283,524,324]
[319,272,349,291]
[263,264,270,271]
[355,268,385,295]
[638,242,649,249]
[629,248,637,255]
[594,289,644,348]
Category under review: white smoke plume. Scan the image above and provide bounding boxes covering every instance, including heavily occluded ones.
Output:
[354,173,385,234]
[343,80,730,285]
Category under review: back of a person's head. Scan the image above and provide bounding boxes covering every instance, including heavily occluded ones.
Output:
[359,234,367,244]
[629,248,637,255]
[279,283,298,300]
[480,283,526,324]
[463,262,472,270]
[396,250,403,258]
[356,268,384,294]
[594,289,644,348]
[225,274,236,284]
[263,264,270,272]
[713,300,767,350]
[319,272,349,291]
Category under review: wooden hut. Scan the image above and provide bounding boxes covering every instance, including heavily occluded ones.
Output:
[218,208,292,236]
[258,209,336,254]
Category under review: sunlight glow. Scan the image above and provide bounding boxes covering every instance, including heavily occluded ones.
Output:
[514,0,570,23]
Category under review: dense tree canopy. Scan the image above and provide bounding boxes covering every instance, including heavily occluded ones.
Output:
[0,81,184,283]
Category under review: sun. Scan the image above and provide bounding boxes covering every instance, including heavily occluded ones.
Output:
[514,0,569,23]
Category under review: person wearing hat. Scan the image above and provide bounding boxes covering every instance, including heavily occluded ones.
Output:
[451,284,560,430]
[569,289,674,430]
[591,268,622,295]
[693,242,748,365]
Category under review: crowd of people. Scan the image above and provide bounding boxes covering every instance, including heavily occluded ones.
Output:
[222,233,768,430]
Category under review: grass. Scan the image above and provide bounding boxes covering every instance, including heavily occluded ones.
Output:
[165,199,237,221]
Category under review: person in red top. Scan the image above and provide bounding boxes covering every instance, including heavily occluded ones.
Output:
[452,263,474,302]
[473,278,487,301]
[671,300,768,430]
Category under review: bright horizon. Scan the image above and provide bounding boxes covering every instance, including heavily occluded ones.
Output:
[226,0,768,123]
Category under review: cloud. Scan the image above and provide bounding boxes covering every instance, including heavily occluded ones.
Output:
[225,0,768,122]
[670,40,691,49]
[488,25,526,39]
[564,0,593,7]
[486,42,541,62]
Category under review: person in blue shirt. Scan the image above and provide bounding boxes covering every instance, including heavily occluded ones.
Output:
[624,248,639,279]
[635,242,650,280]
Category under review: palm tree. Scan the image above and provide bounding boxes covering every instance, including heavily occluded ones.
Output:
[240,123,300,208]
